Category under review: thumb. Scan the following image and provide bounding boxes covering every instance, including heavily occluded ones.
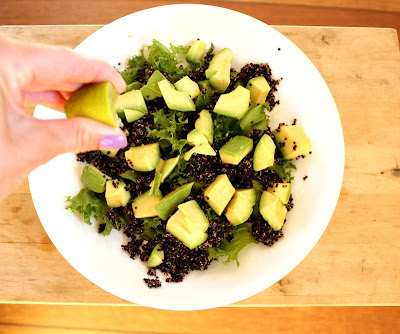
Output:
[29,117,127,160]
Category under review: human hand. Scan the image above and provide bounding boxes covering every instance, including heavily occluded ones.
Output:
[0,34,127,200]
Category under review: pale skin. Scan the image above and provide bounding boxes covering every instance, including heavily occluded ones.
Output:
[0,35,127,200]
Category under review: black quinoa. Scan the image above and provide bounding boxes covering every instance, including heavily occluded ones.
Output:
[144,278,162,288]
[251,217,284,246]
[202,219,234,249]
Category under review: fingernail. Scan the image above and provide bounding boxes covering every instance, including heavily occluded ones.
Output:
[99,135,127,149]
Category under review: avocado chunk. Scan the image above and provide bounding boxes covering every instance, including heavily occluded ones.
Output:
[160,156,180,182]
[183,142,216,161]
[125,81,141,92]
[253,134,276,171]
[119,170,137,182]
[187,129,208,146]
[101,148,119,158]
[267,182,292,205]
[235,188,257,206]
[251,118,269,131]
[225,189,256,226]
[259,191,287,231]
[204,174,235,215]
[81,165,111,193]
[195,109,214,145]
[239,104,268,133]
[132,190,162,218]
[140,70,166,101]
[246,76,271,104]
[205,48,233,93]
[213,86,250,119]
[166,200,209,249]
[105,179,131,208]
[147,244,164,268]
[252,180,263,218]
[115,89,148,114]
[198,80,213,91]
[155,183,194,220]
[174,76,200,99]
[273,125,312,160]
[158,79,196,112]
[219,136,253,165]
[125,143,160,172]
[124,109,145,123]
[186,40,207,67]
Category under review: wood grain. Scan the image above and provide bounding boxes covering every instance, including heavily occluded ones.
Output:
[1,0,400,37]
[0,304,399,334]
[0,25,399,306]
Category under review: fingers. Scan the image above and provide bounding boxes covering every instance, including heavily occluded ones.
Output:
[21,91,67,111]
[5,36,126,94]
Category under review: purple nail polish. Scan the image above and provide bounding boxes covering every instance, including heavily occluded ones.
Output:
[99,135,127,149]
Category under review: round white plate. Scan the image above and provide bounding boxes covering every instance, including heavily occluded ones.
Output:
[29,4,344,310]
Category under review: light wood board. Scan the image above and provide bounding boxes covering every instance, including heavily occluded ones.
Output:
[0,25,399,306]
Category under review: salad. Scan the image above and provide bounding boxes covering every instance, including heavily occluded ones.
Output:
[65,39,311,288]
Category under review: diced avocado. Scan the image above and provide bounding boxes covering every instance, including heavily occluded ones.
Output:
[259,191,287,231]
[250,118,269,131]
[219,136,253,165]
[186,40,207,66]
[155,158,165,173]
[204,174,235,215]
[155,183,194,220]
[253,134,276,171]
[166,200,209,249]
[239,105,267,133]
[183,142,216,161]
[198,80,213,91]
[160,156,180,182]
[166,209,208,249]
[105,179,131,208]
[187,129,208,146]
[101,148,119,158]
[273,125,312,160]
[140,70,167,101]
[126,81,141,92]
[132,190,162,218]
[235,188,256,206]
[158,79,196,112]
[81,165,111,193]
[205,48,233,93]
[174,76,200,99]
[178,200,209,233]
[115,89,148,114]
[225,193,254,226]
[267,182,292,205]
[124,109,145,123]
[116,108,125,118]
[246,76,271,104]
[252,179,263,218]
[147,244,164,268]
[195,109,214,145]
[125,143,160,172]
[213,86,250,119]
[119,170,137,182]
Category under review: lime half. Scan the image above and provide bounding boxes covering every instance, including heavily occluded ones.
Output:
[64,82,119,127]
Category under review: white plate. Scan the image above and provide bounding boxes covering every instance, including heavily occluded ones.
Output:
[29,4,344,310]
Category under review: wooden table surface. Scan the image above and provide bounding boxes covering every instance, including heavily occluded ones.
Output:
[0,24,399,307]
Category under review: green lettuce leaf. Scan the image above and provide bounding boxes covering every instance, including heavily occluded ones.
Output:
[269,159,297,182]
[207,224,257,267]
[213,114,243,143]
[65,189,109,225]
[141,217,163,240]
[147,109,188,154]
[120,51,147,85]
[147,40,185,81]
[170,44,190,54]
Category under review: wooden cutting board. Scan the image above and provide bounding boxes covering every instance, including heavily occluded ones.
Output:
[0,25,399,306]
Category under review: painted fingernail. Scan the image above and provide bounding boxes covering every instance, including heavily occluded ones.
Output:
[99,135,127,149]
